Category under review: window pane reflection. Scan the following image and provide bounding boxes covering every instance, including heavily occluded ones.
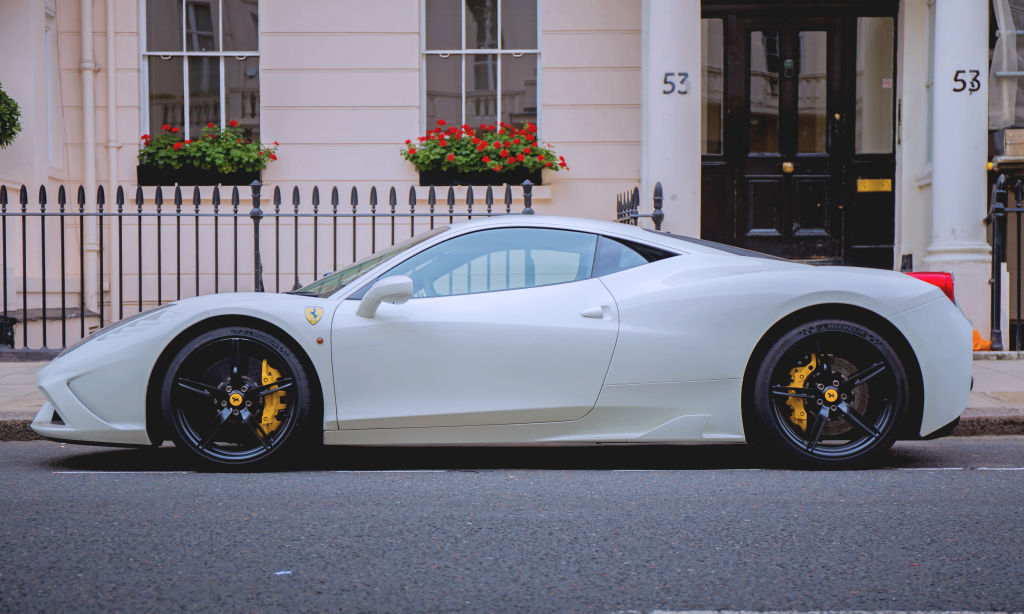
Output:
[188,56,220,136]
[856,17,894,154]
[750,30,780,153]
[185,0,218,51]
[426,54,462,127]
[501,54,537,126]
[702,18,723,155]
[148,57,184,133]
[797,30,827,153]
[425,0,460,49]
[465,0,498,49]
[225,57,260,140]
[467,54,497,127]
[502,0,536,49]
[221,0,258,51]
[147,0,182,51]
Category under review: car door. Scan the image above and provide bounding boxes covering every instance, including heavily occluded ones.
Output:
[331,227,620,429]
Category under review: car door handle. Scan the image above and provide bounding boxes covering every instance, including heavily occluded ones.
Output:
[581,306,607,319]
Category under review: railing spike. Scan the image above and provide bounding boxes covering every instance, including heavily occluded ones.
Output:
[331,186,339,209]
[273,185,281,210]
[291,185,300,207]
[370,186,377,211]
[96,185,104,207]
[446,185,455,212]
[116,185,124,212]
[428,185,436,208]
[76,185,86,210]
[0,185,6,208]
[312,185,320,209]
[58,185,67,211]
[19,185,28,209]
[350,186,358,210]
[503,184,512,214]
[652,181,665,230]
[135,185,144,208]
[174,185,182,210]
[389,186,397,212]
[521,180,534,215]
[408,185,417,208]
[231,186,240,210]
[212,185,220,207]
[486,185,493,214]
[466,186,474,206]
[38,185,47,206]
[154,185,163,207]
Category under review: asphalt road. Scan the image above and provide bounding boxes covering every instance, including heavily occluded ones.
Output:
[1,437,1023,613]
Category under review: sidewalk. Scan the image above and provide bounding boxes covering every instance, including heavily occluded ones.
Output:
[1,356,1023,441]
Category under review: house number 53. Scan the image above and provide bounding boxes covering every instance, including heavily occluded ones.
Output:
[952,69,981,94]
[662,72,689,95]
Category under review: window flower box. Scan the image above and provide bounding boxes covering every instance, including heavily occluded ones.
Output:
[402,120,567,187]
[137,121,277,187]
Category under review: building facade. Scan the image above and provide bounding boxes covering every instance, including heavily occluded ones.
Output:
[0,0,1006,345]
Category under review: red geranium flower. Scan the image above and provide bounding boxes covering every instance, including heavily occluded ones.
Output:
[269,153,277,161]
[437,119,447,126]
[544,161,552,167]
[492,141,501,148]
[409,147,416,155]
[228,120,239,127]
[140,134,151,141]
[273,141,279,146]
[446,153,455,162]
[405,139,411,144]
[161,124,171,131]
[170,127,179,133]
[499,150,509,158]
[258,151,263,156]
[482,155,491,163]
[172,142,183,150]
[207,122,215,128]
[515,153,524,162]
[537,155,544,161]
[513,138,520,145]
[439,140,448,147]
[184,139,191,144]
[476,143,486,151]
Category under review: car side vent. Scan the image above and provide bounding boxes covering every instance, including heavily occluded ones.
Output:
[50,409,66,425]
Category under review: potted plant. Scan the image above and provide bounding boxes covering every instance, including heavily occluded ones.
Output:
[0,82,22,150]
[401,120,567,186]
[137,120,279,186]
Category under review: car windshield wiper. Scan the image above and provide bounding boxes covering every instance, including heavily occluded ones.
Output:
[285,290,320,297]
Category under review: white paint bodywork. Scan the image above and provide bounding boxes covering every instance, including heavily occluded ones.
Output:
[32,216,973,449]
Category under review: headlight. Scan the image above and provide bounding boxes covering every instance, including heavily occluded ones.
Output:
[58,303,176,358]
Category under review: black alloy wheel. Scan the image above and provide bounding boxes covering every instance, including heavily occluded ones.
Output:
[751,318,909,467]
[161,326,315,467]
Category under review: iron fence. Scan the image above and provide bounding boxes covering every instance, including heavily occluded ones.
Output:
[1,180,536,356]
[988,173,1023,351]
[615,181,665,231]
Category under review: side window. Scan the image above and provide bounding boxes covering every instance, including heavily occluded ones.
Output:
[593,235,675,277]
[379,228,597,298]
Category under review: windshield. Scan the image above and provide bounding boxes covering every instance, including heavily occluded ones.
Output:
[295,226,449,297]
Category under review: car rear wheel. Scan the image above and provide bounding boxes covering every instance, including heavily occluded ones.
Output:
[160,326,314,467]
[751,318,909,468]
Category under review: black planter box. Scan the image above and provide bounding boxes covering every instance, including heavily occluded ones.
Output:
[418,168,541,187]
[137,164,261,187]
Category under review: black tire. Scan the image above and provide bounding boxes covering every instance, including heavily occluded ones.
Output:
[750,318,909,468]
[160,325,316,468]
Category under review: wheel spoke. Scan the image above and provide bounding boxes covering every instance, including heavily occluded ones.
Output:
[239,408,271,450]
[176,377,219,398]
[805,405,831,452]
[771,385,818,400]
[836,401,880,438]
[254,378,294,397]
[198,407,234,450]
[845,361,887,390]
[814,335,829,373]
[230,338,244,389]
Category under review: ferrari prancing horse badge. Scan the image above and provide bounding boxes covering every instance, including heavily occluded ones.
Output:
[305,307,323,325]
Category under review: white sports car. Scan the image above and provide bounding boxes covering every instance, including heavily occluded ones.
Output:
[32,216,972,468]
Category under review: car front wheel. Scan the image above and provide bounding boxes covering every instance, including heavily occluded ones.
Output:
[160,326,315,467]
[751,318,909,467]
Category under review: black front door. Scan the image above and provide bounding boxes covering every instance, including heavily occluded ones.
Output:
[701,3,897,268]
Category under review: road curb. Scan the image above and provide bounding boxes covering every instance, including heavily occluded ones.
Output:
[2,416,1022,442]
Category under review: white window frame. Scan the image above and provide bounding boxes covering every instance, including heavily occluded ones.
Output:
[139,0,260,141]
[419,0,542,131]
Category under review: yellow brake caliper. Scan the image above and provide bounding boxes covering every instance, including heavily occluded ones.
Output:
[260,359,287,435]
[784,353,817,432]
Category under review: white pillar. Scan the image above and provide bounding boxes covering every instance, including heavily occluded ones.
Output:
[81,0,99,314]
[641,0,701,235]
[924,0,990,333]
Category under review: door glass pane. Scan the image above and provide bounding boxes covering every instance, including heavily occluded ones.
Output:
[426,54,462,127]
[856,17,895,154]
[221,0,259,51]
[465,0,498,49]
[148,56,184,133]
[501,54,537,126]
[224,57,259,140]
[425,0,461,49]
[188,56,220,137]
[702,19,724,155]
[750,30,780,153]
[797,31,827,153]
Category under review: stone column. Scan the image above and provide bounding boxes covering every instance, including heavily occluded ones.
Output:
[641,0,701,235]
[924,0,991,334]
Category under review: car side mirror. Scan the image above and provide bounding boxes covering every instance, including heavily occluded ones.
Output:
[355,275,414,318]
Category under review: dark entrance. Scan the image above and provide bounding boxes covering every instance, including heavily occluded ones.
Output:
[701,2,897,268]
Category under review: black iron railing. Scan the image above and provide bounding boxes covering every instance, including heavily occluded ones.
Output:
[988,173,1023,351]
[1,180,536,355]
[615,181,665,231]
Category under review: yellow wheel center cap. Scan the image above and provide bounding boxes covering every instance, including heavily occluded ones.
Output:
[824,388,839,403]
[229,392,244,407]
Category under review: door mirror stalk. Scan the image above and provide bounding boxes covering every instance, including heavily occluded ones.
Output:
[356,276,414,318]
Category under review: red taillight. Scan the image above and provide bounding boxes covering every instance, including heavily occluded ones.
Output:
[905,271,955,302]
